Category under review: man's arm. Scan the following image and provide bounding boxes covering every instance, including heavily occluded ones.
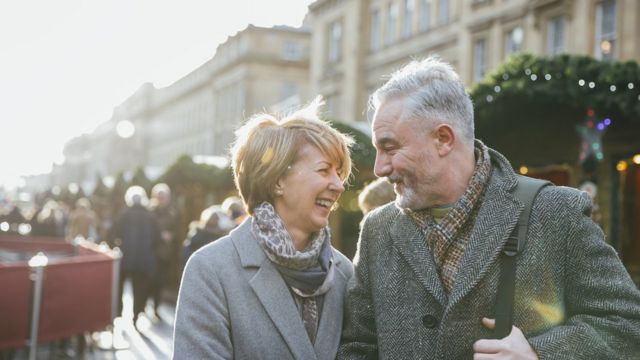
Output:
[527,190,640,359]
[337,216,379,359]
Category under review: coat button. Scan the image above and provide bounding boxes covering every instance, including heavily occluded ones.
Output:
[422,315,438,329]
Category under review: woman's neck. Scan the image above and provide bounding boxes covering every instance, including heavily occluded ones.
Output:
[288,228,312,251]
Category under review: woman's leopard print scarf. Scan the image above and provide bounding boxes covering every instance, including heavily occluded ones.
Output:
[251,202,328,271]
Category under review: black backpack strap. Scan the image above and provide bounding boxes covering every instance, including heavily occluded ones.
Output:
[493,175,550,338]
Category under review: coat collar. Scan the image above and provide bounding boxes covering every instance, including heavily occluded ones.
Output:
[390,147,523,308]
[230,217,348,360]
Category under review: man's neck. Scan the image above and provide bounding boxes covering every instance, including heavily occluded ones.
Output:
[442,146,476,205]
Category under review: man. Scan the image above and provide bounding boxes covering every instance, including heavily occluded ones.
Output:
[337,57,640,359]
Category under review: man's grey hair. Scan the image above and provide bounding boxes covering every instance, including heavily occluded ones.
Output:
[370,56,475,148]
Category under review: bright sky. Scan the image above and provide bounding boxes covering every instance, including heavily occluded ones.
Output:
[0,0,315,189]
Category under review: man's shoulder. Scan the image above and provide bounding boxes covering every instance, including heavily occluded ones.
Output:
[363,201,401,226]
[534,184,591,212]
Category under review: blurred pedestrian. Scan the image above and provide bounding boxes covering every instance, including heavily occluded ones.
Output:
[357,178,395,215]
[30,199,65,237]
[3,202,26,234]
[579,181,602,226]
[221,195,247,226]
[67,197,98,241]
[149,183,179,320]
[110,186,161,328]
[174,97,355,359]
[182,205,234,263]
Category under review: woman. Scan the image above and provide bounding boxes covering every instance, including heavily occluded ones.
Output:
[173,98,354,359]
[67,197,98,241]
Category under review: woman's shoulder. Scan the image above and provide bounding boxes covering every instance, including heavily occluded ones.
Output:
[330,246,354,278]
[188,234,238,269]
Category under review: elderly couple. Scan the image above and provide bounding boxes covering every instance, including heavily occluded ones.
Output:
[173,58,640,359]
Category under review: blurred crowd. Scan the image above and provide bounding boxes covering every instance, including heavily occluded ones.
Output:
[0,183,248,328]
[0,176,401,336]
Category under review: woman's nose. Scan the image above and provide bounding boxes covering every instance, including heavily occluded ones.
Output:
[329,172,345,193]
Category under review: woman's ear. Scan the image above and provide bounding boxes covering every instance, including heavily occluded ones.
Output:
[273,181,284,196]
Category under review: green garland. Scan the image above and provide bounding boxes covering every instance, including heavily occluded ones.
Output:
[470,53,640,133]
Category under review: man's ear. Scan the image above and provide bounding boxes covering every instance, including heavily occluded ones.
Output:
[433,124,455,156]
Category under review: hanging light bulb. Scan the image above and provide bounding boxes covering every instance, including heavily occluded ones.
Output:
[617,161,628,172]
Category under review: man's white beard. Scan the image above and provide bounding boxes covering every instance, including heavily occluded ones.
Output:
[395,185,421,210]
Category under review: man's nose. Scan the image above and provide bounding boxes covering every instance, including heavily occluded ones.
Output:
[374,152,391,178]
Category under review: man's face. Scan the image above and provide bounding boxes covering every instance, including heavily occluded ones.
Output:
[372,97,444,210]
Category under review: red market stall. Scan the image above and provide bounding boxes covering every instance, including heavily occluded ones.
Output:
[0,235,120,356]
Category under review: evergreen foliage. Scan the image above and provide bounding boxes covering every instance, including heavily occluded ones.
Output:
[470,53,640,136]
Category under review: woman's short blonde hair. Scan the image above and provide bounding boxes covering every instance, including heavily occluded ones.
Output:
[231,97,353,215]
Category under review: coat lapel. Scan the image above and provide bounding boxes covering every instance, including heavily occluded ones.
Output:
[313,253,348,358]
[232,219,316,360]
[249,262,316,360]
[447,183,522,308]
[391,213,447,305]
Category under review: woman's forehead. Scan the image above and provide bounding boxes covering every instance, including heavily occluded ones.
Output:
[295,143,333,163]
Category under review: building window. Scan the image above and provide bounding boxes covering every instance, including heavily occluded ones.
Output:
[370,9,381,51]
[505,26,524,56]
[546,16,565,55]
[402,0,414,38]
[328,20,343,63]
[438,0,449,24]
[282,41,303,61]
[419,0,431,32]
[385,1,399,45]
[595,0,616,60]
[474,38,487,82]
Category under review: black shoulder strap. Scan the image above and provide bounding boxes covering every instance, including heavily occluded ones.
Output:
[493,175,550,338]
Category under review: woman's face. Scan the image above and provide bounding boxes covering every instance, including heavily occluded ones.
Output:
[273,143,345,242]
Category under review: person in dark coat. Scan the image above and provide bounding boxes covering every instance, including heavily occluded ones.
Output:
[182,205,234,264]
[149,183,179,319]
[30,199,65,237]
[110,186,161,328]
